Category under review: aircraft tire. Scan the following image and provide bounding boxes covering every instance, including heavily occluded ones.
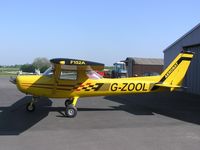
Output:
[65,105,77,118]
[26,102,35,112]
[65,99,73,107]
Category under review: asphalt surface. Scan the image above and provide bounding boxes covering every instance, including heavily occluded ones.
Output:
[0,77,200,150]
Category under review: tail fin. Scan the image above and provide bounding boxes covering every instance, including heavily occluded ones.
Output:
[156,51,194,90]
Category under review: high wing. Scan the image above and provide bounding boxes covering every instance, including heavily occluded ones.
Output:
[50,58,104,71]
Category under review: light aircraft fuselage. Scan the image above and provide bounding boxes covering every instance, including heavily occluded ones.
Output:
[12,51,194,117]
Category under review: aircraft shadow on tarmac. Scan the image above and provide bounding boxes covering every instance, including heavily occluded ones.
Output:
[0,96,124,135]
[104,91,200,125]
[1,91,200,135]
[0,96,52,135]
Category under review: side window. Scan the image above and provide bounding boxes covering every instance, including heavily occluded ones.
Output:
[59,70,77,80]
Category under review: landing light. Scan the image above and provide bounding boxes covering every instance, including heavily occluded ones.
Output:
[59,61,65,65]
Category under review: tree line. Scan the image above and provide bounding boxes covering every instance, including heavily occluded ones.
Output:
[20,57,51,73]
[0,57,51,73]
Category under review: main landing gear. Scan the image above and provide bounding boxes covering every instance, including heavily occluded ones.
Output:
[64,97,79,118]
[25,96,79,118]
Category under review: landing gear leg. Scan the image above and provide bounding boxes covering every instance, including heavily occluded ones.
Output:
[26,96,37,112]
[65,97,79,118]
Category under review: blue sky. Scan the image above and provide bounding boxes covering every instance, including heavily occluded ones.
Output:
[0,0,200,66]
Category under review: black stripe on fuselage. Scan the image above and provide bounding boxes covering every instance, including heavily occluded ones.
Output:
[21,83,83,91]
[30,85,72,91]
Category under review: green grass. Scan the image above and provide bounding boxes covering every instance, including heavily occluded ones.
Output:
[0,67,19,71]
[0,74,14,77]
[0,67,19,77]
[0,72,18,77]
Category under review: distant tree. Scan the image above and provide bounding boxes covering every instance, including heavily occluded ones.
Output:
[14,64,21,68]
[20,64,36,72]
[32,57,51,73]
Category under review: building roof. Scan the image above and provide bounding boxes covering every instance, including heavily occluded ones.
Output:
[164,23,200,52]
[126,57,164,65]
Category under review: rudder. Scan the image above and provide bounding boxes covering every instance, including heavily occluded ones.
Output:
[159,51,194,87]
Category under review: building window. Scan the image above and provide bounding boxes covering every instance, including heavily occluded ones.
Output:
[60,70,77,80]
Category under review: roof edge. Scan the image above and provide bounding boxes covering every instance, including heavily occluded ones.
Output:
[163,23,200,52]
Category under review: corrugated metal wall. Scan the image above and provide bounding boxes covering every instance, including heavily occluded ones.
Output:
[164,24,200,95]
[184,46,200,94]
[164,48,181,68]
[164,24,200,68]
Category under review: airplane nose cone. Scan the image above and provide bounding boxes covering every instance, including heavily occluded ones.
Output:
[15,76,24,92]
[10,76,24,93]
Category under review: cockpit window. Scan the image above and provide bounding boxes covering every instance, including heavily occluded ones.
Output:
[86,70,102,79]
[43,67,53,77]
[60,70,77,80]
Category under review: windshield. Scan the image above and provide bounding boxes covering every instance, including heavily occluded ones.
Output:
[43,67,53,76]
[86,70,102,79]
[115,63,126,70]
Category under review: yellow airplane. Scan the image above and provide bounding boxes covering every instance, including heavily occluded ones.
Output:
[11,51,194,118]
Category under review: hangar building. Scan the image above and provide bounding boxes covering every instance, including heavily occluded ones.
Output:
[125,57,163,77]
[164,23,200,95]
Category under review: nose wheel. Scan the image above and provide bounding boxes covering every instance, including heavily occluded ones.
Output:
[26,96,37,112]
[65,97,79,118]
[26,102,35,112]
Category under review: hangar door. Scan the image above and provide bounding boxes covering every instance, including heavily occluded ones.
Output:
[184,45,200,95]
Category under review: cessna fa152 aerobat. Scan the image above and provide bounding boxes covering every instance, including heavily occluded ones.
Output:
[11,51,194,118]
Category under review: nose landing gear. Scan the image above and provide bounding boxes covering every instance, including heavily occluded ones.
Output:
[26,96,37,112]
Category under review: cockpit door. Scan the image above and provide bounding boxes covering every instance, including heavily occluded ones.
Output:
[56,65,79,94]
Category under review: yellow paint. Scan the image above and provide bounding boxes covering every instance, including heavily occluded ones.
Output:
[70,60,86,65]
[15,52,194,100]
[59,61,65,65]
[72,97,79,106]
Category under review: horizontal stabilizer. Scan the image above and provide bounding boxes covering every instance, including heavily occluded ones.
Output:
[154,83,181,91]
[154,83,181,88]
